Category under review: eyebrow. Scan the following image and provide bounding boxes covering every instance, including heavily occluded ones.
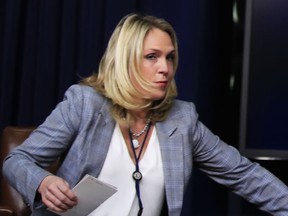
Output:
[144,48,175,54]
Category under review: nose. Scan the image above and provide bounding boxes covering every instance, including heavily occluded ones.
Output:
[158,58,169,74]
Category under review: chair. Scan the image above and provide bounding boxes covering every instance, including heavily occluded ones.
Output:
[0,126,35,216]
[0,126,61,216]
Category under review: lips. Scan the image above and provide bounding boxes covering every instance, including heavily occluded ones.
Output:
[155,81,168,87]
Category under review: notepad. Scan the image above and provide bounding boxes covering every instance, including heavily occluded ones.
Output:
[50,174,117,216]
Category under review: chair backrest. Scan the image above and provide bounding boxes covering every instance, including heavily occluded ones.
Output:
[0,126,35,216]
[1,126,62,216]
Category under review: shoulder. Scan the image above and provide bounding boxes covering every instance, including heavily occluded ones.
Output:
[170,99,198,119]
[160,99,199,129]
[63,84,109,108]
[64,84,104,101]
[167,99,198,128]
[60,84,111,117]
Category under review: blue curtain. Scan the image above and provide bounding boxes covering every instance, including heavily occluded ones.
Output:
[0,0,231,130]
[1,0,253,215]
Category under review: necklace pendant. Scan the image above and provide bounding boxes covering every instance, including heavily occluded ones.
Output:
[132,170,142,181]
[132,139,140,149]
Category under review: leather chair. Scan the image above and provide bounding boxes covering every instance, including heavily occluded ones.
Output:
[0,126,61,216]
[0,126,34,216]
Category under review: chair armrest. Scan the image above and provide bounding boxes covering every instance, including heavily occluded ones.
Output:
[0,205,16,216]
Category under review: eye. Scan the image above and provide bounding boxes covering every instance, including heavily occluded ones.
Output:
[145,53,157,60]
[167,53,175,61]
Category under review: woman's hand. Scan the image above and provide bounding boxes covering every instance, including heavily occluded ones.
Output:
[38,175,78,212]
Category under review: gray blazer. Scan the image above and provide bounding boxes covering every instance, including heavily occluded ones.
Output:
[3,84,288,216]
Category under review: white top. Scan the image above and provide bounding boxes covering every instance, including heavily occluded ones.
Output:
[88,123,165,216]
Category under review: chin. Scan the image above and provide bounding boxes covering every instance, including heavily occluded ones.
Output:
[150,93,166,101]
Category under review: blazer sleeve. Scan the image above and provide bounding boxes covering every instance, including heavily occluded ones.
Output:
[2,84,88,209]
[191,116,288,215]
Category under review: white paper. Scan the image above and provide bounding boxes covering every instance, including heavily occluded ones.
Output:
[50,174,117,216]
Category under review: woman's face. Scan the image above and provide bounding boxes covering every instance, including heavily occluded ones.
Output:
[132,28,175,101]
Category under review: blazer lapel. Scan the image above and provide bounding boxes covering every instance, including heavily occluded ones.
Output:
[89,98,116,177]
[156,120,184,214]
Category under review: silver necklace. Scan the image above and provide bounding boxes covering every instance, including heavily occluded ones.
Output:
[129,116,152,149]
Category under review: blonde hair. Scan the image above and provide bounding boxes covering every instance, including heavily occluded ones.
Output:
[81,13,179,122]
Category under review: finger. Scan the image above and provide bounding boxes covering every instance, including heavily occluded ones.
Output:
[56,183,78,206]
[43,192,70,212]
[43,182,76,210]
[44,198,68,213]
[45,188,74,210]
[58,182,77,201]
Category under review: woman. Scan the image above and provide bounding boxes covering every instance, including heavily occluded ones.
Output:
[3,14,288,216]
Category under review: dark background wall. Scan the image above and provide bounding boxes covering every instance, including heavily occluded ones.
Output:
[0,0,239,135]
[1,0,286,215]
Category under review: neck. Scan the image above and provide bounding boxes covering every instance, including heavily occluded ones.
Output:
[128,109,150,123]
